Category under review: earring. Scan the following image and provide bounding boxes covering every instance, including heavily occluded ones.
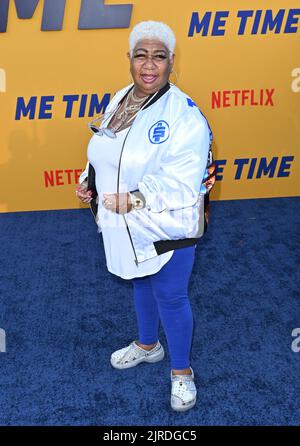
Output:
[170,69,179,85]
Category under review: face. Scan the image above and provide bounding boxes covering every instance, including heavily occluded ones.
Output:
[128,39,174,97]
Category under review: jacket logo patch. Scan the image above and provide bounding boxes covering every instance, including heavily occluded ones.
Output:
[148,120,170,144]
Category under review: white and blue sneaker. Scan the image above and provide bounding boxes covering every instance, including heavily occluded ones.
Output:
[171,367,197,412]
[110,340,165,370]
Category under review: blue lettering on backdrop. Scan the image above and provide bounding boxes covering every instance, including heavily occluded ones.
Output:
[1,4,299,34]
[78,0,132,30]
[256,157,278,178]
[63,95,80,118]
[188,11,212,37]
[39,96,54,119]
[212,11,229,36]
[15,93,110,119]
[15,96,38,120]
[0,0,133,32]
[88,93,110,117]
[215,160,227,180]
[233,157,294,179]
[188,9,300,36]
[278,156,294,177]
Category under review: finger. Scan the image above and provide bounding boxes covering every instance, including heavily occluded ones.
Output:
[78,194,89,201]
[81,195,92,202]
[107,194,118,201]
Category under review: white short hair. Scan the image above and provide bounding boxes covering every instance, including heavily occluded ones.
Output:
[129,21,176,57]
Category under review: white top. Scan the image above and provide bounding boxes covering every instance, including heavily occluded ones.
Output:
[87,128,174,280]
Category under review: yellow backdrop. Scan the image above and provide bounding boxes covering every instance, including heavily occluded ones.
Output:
[0,0,299,212]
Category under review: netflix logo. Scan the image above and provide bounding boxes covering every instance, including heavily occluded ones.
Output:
[44,169,83,187]
[212,88,275,109]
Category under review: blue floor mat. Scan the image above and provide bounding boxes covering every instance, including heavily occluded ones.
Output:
[0,196,299,425]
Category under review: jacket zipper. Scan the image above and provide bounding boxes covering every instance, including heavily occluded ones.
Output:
[117,125,139,267]
[115,89,161,267]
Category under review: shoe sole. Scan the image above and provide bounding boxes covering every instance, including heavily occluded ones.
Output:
[110,348,165,370]
[171,398,196,412]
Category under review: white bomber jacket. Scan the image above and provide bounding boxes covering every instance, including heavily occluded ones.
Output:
[79,82,214,266]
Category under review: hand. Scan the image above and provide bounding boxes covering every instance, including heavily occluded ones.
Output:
[76,181,93,204]
[103,192,133,214]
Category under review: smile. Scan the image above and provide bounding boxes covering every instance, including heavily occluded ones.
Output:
[141,74,158,84]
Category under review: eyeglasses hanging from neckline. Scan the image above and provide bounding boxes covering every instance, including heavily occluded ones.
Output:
[88,111,118,138]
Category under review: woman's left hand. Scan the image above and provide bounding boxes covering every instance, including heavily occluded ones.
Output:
[102,192,132,214]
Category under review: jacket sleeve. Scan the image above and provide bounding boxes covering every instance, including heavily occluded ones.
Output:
[79,161,89,184]
[137,110,211,213]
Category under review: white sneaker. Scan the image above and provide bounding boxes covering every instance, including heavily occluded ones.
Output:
[171,367,197,412]
[110,341,165,370]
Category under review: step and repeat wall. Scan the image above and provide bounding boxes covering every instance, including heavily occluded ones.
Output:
[0,0,299,212]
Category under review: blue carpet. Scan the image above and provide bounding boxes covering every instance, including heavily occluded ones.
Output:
[0,197,299,426]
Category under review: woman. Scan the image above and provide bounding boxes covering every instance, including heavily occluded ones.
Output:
[77,21,214,412]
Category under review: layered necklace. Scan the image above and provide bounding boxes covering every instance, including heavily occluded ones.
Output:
[108,88,151,133]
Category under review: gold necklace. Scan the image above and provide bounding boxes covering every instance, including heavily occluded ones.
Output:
[113,89,147,125]
[131,89,149,103]
[109,89,155,133]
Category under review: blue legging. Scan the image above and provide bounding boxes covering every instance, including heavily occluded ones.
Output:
[132,245,196,370]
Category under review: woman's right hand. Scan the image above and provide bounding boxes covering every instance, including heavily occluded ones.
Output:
[76,181,93,203]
